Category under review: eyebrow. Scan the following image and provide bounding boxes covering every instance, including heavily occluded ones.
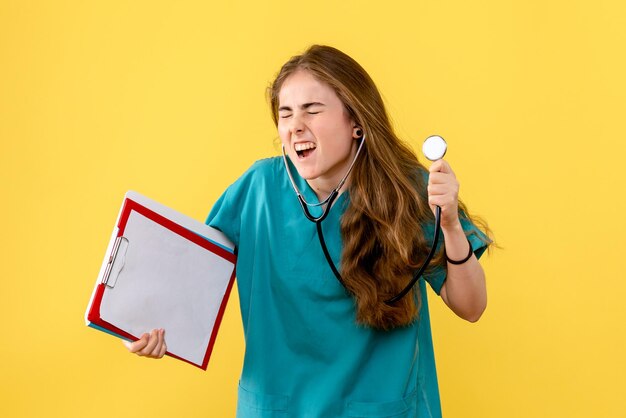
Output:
[278,102,325,112]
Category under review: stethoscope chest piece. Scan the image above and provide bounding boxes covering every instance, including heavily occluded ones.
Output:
[423,135,447,161]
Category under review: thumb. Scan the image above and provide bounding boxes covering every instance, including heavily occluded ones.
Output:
[429,159,452,174]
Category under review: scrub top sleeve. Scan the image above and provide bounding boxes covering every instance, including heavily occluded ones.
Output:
[423,210,492,295]
[205,162,261,248]
[423,258,446,295]
[460,211,491,260]
[205,190,240,247]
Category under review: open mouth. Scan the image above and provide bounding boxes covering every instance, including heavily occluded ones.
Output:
[295,142,317,159]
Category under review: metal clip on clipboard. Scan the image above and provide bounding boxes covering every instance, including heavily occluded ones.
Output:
[101,234,129,288]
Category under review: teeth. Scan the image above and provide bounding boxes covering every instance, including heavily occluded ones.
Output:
[294,142,317,151]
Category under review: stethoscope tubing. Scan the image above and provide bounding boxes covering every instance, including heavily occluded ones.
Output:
[384,205,441,304]
[282,135,441,305]
[314,205,441,305]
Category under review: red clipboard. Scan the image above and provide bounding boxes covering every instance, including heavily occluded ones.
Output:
[85,191,236,370]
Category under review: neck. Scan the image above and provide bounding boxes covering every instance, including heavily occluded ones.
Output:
[308,174,352,201]
[308,139,362,201]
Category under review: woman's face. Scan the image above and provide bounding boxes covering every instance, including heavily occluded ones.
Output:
[277,70,358,195]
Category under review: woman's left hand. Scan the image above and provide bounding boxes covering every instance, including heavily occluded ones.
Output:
[427,159,461,229]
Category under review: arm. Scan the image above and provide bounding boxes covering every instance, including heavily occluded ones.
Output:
[439,222,487,322]
[427,160,487,322]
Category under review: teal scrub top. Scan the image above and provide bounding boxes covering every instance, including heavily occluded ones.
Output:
[206,157,489,418]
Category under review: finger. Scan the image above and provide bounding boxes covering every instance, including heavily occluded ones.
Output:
[428,159,443,173]
[128,333,149,353]
[427,184,455,196]
[429,177,459,195]
[428,159,454,175]
[150,329,164,357]
[139,329,160,356]
[158,332,167,359]
[428,171,456,185]
[427,184,459,200]
[429,194,458,209]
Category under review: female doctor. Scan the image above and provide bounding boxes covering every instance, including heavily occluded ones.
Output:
[126,45,492,418]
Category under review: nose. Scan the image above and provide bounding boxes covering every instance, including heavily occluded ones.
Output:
[288,112,306,136]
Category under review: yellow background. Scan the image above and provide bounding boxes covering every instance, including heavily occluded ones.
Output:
[1,1,624,417]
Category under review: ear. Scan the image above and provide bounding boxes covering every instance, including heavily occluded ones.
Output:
[352,125,363,139]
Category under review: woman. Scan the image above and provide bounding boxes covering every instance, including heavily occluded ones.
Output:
[127,45,492,417]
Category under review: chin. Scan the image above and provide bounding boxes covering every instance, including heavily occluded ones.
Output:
[294,167,320,180]
[290,159,317,179]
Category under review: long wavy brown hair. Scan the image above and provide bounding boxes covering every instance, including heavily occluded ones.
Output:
[268,45,491,330]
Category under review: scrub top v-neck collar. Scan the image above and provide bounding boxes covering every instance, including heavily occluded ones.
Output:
[284,156,350,220]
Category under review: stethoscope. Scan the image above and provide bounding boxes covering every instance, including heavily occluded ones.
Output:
[282,135,448,305]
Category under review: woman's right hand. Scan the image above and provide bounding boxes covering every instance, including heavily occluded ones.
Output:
[123,328,167,359]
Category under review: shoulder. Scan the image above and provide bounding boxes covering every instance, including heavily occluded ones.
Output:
[241,156,283,180]
[225,156,284,190]
[415,165,429,182]
[408,165,429,197]
[253,156,283,174]
[217,156,291,210]
[206,156,285,243]
[251,156,282,169]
